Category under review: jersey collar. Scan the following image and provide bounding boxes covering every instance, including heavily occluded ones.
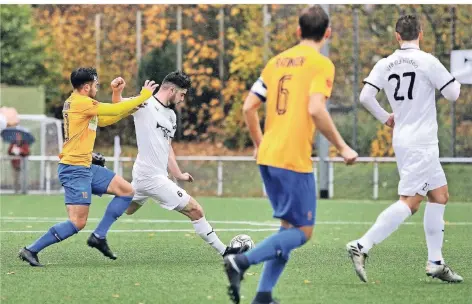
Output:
[153,95,170,108]
[400,42,420,50]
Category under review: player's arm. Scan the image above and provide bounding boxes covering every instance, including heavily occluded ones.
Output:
[243,77,266,148]
[92,80,157,117]
[359,85,390,124]
[111,77,126,103]
[97,112,130,127]
[429,57,461,102]
[309,94,348,152]
[309,61,357,164]
[96,89,151,116]
[359,59,393,126]
[168,143,194,182]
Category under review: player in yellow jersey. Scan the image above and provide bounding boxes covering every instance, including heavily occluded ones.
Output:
[19,67,158,266]
[223,6,358,304]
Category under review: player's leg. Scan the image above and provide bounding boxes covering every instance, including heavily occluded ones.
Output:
[424,182,463,282]
[347,147,431,282]
[346,194,422,282]
[19,164,90,266]
[224,166,315,304]
[87,165,134,259]
[177,196,247,256]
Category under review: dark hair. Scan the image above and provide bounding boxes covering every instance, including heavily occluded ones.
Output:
[70,67,98,89]
[395,15,421,41]
[162,70,191,90]
[299,5,330,42]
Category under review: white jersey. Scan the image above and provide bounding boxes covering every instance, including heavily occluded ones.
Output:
[363,43,455,147]
[132,96,177,178]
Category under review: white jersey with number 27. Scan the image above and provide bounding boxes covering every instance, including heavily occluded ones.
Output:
[363,43,456,148]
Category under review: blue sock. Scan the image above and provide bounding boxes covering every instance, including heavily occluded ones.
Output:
[256,227,289,293]
[27,220,79,253]
[93,196,132,239]
[236,227,306,270]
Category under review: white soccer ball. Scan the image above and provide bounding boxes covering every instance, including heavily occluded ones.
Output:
[229,234,255,250]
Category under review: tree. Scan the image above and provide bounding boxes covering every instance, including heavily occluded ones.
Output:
[0,5,60,104]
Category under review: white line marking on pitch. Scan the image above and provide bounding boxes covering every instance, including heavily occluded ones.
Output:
[0,217,279,226]
[1,217,471,226]
[0,228,279,233]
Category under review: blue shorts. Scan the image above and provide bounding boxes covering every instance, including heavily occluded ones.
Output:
[260,165,317,227]
[58,164,116,205]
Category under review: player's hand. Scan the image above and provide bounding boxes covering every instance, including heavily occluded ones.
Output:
[0,107,19,127]
[340,145,358,165]
[178,172,194,183]
[252,147,258,159]
[385,113,395,128]
[111,77,126,92]
[143,80,159,92]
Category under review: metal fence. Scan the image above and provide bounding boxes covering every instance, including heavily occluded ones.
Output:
[1,155,471,201]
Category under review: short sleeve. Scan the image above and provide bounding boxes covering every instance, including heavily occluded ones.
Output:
[428,56,455,92]
[170,112,177,138]
[72,98,99,116]
[363,58,386,91]
[309,59,335,98]
[250,64,270,102]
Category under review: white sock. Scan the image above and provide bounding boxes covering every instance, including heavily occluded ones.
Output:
[192,217,226,255]
[358,200,412,253]
[424,202,445,263]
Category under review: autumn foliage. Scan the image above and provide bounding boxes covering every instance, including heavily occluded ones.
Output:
[3,4,471,156]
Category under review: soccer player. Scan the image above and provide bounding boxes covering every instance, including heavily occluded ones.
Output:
[223,6,358,304]
[111,71,249,257]
[19,68,158,266]
[346,15,463,283]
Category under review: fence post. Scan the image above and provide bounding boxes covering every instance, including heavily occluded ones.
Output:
[328,161,334,199]
[46,161,51,195]
[373,161,379,200]
[21,157,28,194]
[313,164,318,196]
[217,160,223,196]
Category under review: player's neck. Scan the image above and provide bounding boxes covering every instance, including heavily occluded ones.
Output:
[299,40,323,53]
[154,92,170,107]
[72,89,88,96]
[400,40,420,49]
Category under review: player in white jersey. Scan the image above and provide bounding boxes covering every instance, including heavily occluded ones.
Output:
[111,71,248,258]
[346,15,463,283]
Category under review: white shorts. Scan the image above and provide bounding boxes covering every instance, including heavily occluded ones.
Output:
[132,175,190,211]
[395,145,447,197]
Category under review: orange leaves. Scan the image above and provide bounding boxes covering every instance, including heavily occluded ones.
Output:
[370,125,394,157]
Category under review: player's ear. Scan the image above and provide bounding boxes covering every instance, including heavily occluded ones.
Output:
[296,26,302,39]
[418,30,423,41]
[324,27,332,40]
[395,32,402,44]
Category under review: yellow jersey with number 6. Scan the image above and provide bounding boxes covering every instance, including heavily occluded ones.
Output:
[252,44,335,173]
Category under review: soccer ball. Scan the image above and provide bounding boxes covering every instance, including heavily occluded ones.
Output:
[229,234,255,250]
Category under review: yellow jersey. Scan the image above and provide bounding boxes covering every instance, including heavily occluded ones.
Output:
[59,92,101,167]
[254,44,335,173]
[59,88,152,167]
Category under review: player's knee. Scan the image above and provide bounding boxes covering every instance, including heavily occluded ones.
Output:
[299,226,313,242]
[409,203,420,214]
[436,192,449,205]
[190,204,204,220]
[119,183,134,197]
[70,218,87,230]
[303,230,313,241]
[185,199,204,221]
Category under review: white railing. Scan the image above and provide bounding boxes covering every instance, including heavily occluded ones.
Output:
[1,155,471,199]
